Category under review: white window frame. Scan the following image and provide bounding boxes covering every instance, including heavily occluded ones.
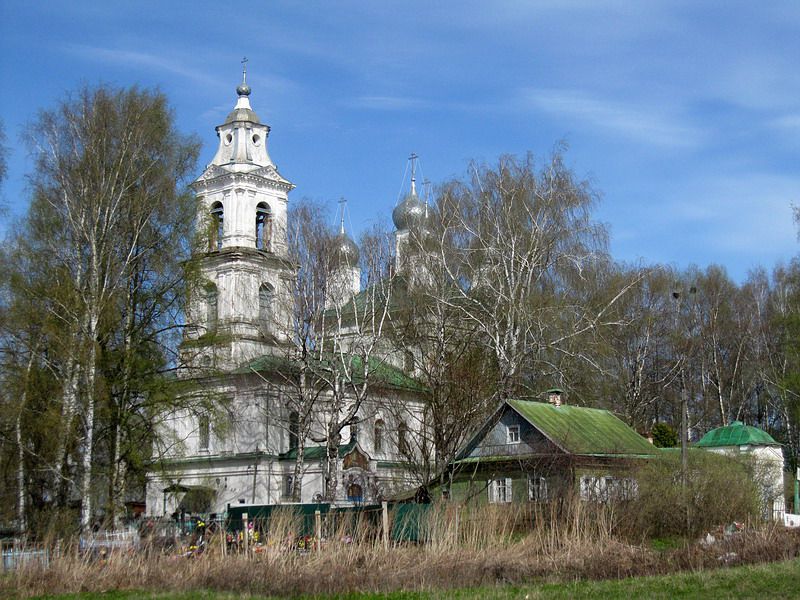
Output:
[528,474,548,502]
[489,477,513,503]
[507,424,521,444]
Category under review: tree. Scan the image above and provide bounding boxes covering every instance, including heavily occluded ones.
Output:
[4,85,199,531]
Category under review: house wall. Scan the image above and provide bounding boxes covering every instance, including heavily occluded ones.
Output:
[705,445,786,520]
[464,406,561,460]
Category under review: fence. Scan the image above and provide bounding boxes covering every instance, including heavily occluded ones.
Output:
[1,539,51,572]
[226,502,431,544]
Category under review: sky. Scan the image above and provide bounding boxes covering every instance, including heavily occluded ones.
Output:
[1,1,798,282]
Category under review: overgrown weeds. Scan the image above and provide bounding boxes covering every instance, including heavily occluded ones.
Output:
[3,501,799,599]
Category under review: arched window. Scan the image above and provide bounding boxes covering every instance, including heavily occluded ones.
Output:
[198,415,210,452]
[288,410,299,451]
[259,283,274,331]
[255,202,272,251]
[205,283,218,332]
[374,419,384,453]
[398,421,409,455]
[403,350,415,373]
[210,202,224,251]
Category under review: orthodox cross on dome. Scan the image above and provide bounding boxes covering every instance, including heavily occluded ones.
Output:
[237,57,251,96]
[408,152,418,195]
[422,178,431,215]
[338,197,347,234]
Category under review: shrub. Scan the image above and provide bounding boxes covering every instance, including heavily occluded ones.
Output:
[651,422,678,448]
[630,450,761,538]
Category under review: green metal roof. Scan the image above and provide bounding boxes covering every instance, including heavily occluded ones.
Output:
[507,400,659,457]
[695,421,780,448]
[279,439,357,461]
[238,352,424,392]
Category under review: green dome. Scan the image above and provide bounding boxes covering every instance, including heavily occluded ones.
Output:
[695,421,780,448]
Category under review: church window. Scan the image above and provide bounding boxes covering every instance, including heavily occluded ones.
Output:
[205,283,218,332]
[288,411,299,451]
[198,415,210,452]
[284,474,294,498]
[210,202,224,251]
[347,483,363,504]
[252,133,261,146]
[349,420,359,443]
[403,350,414,373]
[398,421,409,455]
[255,202,272,251]
[259,283,274,331]
[374,419,384,453]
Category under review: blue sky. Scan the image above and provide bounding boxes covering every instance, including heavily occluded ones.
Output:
[1,1,798,282]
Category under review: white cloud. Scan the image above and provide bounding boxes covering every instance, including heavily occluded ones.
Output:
[62,44,220,87]
[346,95,431,111]
[519,88,705,149]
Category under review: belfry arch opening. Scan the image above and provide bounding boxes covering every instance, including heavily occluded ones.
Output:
[256,202,272,251]
[210,202,224,251]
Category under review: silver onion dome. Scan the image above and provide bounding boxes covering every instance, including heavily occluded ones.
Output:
[330,232,360,268]
[392,192,427,231]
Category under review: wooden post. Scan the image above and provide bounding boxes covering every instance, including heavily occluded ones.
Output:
[314,509,322,552]
[242,512,249,556]
[381,501,389,550]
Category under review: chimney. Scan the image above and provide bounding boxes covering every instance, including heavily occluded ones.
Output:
[547,388,564,407]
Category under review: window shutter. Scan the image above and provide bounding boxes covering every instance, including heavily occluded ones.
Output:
[488,479,495,503]
[506,477,513,502]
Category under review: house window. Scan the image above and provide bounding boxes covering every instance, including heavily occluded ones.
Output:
[489,478,513,503]
[528,474,548,502]
[507,425,520,444]
[580,476,601,501]
[210,202,224,250]
[198,415,210,452]
[398,421,409,455]
[374,419,384,453]
[255,202,272,251]
[284,474,294,498]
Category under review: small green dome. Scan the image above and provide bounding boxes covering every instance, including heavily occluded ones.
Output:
[695,421,780,448]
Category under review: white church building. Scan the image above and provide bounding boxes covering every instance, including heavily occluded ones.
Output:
[145,74,430,517]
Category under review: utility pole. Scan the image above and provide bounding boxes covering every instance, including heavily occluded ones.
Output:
[673,284,696,534]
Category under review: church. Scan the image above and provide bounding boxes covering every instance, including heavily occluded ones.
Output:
[145,73,430,517]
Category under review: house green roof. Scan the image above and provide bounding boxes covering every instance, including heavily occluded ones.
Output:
[695,421,780,448]
[238,352,424,392]
[507,400,659,457]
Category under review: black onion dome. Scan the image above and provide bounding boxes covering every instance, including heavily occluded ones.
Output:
[330,232,360,268]
[392,192,427,231]
[236,82,252,96]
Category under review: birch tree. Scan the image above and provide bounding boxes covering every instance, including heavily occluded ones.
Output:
[21,85,198,530]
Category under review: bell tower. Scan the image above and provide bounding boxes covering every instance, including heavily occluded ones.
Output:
[183,63,296,369]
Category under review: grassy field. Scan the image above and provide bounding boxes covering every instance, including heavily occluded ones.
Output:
[29,557,800,600]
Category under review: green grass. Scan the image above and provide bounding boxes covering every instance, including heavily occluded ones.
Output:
[29,557,800,600]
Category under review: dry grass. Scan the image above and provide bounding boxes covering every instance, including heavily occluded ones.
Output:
[4,500,800,599]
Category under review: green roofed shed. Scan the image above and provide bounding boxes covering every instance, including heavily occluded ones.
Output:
[506,400,658,457]
[695,421,780,448]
